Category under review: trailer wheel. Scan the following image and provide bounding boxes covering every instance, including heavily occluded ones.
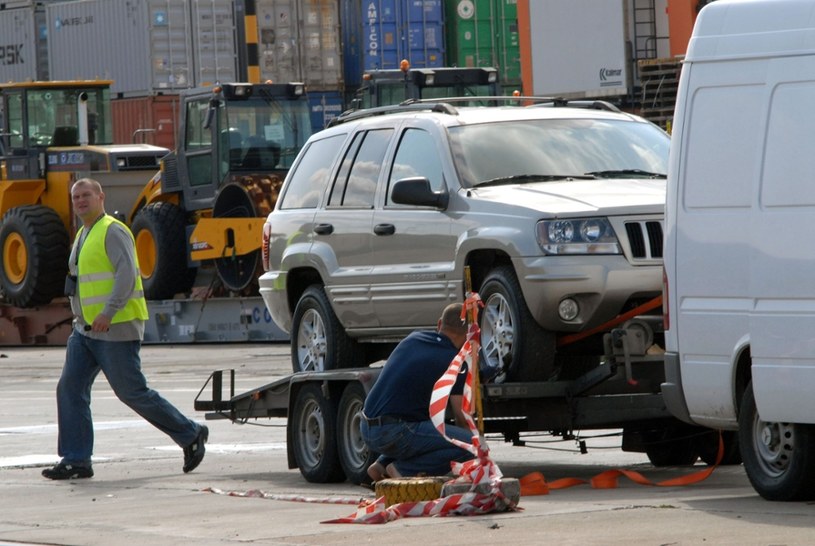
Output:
[291,285,362,372]
[0,205,69,307]
[479,265,555,382]
[291,383,345,483]
[739,382,815,500]
[644,423,700,467]
[337,382,378,485]
[131,202,196,300]
[697,429,742,466]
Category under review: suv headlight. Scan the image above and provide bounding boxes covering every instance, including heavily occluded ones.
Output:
[536,218,621,255]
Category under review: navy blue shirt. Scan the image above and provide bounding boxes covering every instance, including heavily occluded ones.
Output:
[363,330,466,422]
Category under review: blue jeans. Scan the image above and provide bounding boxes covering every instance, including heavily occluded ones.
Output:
[56,330,201,466]
[361,419,475,477]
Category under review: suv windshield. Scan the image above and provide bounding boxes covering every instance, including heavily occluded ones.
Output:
[449,118,669,188]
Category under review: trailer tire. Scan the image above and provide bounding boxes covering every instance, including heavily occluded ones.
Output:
[644,423,700,467]
[337,382,378,485]
[0,205,69,307]
[291,285,362,372]
[739,381,815,500]
[479,265,555,382]
[697,429,742,466]
[291,383,345,483]
[131,202,196,300]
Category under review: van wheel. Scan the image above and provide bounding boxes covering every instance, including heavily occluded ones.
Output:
[291,285,362,372]
[479,266,555,382]
[337,382,378,485]
[739,382,815,500]
[291,383,345,483]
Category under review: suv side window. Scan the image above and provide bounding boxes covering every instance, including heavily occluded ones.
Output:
[388,128,444,203]
[332,129,393,208]
[280,133,345,209]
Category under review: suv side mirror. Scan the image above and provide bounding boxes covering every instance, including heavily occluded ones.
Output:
[390,177,449,209]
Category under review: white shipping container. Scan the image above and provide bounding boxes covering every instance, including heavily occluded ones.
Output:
[525,0,628,98]
[0,3,50,82]
[47,0,238,96]
[256,0,342,91]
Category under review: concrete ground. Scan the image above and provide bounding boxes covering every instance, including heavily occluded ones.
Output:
[0,343,813,545]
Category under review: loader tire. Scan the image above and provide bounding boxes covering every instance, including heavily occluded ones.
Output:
[131,202,196,300]
[374,477,448,506]
[0,205,69,307]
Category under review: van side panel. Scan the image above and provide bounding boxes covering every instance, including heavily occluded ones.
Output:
[750,60,815,423]
[672,59,765,427]
[671,42,815,426]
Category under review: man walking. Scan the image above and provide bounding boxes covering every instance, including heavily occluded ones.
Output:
[41,178,208,480]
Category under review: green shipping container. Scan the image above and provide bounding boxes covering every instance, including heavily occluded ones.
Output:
[444,0,521,89]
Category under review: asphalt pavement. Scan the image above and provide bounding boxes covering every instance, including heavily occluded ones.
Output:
[1,342,813,546]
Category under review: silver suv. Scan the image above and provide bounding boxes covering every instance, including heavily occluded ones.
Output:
[260,100,670,382]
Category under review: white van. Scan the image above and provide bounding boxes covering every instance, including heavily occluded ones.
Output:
[663,0,815,501]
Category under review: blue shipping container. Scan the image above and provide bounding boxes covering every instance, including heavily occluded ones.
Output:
[342,0,445,87]
[308,91,345,133]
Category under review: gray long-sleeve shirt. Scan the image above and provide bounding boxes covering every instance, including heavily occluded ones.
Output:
[68,217,144,342]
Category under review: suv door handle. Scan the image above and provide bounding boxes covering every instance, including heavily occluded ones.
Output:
[313,223,334,235]
[374,224,396,236]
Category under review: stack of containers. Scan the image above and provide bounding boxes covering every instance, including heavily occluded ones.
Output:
[46,0,239,149]
[0,0,59,83]
[252,0,344,132]
[342,0,446,91]
[444,0,521,92]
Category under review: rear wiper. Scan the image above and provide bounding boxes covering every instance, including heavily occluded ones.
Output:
[474,174,596,187]
[584,169,666,179]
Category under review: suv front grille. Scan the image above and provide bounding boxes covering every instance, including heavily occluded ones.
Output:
[625,220,663,259]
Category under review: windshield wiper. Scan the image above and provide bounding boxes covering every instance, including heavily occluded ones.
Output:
[584,169,666,179]
[474,174,596,187]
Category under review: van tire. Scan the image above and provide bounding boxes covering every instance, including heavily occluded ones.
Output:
[478,266,555,382]
[739,382,815,501]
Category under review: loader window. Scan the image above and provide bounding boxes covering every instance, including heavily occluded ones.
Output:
[6,92,23,150]
[185,100,213,187]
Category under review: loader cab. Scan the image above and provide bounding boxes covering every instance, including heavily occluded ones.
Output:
[0,81,113,180]
[352,64,501,110]
[167,82,312,213]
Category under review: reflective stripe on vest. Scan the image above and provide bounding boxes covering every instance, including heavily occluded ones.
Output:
[76,215,149,324]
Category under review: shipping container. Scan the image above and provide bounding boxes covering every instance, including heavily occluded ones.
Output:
[111,94,180,150]
[518,0,628,98]
[252,0,342,91]
[342,0,445,88]
[46,0,238,97]
[0,1,51,82]
[307,89,344,133]
[444,0,520,89]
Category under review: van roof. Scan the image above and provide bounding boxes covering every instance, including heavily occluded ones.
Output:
[688,0,815,62]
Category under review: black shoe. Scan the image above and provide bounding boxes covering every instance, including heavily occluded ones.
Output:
[42,463,93,480]
[183,425,208,473]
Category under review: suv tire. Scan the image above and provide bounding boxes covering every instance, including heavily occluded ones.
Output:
[291,285,362,372]
[479,266,555,382]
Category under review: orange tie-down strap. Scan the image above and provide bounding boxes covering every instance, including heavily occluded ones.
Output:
[519,432,722,496]
[557,295,663,348]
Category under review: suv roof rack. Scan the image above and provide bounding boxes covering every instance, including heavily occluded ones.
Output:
[328,96,623,128]
[329,102,459,127]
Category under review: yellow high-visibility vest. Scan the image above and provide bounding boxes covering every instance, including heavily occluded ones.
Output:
[76,215,148,324]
